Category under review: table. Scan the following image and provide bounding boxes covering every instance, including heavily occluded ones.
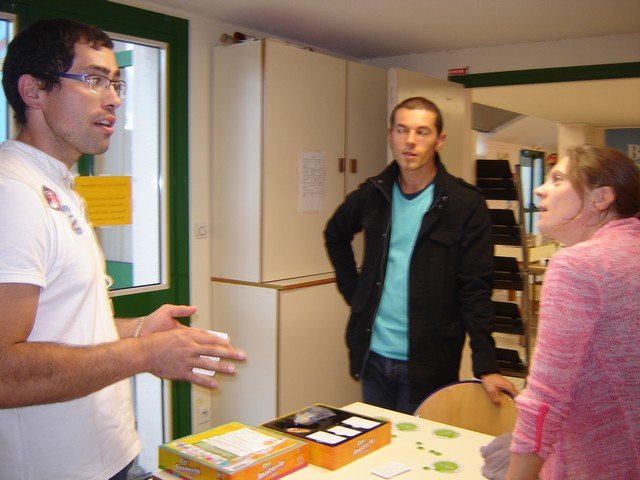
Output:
[286,402,493,479]
[154,402,494,479]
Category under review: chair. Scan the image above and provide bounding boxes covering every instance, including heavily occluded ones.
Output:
[414,380,518,436]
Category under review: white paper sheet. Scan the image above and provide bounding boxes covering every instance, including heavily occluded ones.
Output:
[298,150,325,212]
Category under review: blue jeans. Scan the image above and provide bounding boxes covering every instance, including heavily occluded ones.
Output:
[361,350,420,414]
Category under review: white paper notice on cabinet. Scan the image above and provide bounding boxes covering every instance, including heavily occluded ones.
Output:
[298,150,325,212]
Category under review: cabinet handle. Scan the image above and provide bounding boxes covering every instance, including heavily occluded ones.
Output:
[349,158,357,173]
[339,158,345,173]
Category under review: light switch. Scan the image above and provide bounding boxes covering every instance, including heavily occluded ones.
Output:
[195,222,208,239]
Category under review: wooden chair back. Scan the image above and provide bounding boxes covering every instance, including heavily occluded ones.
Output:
[414,380,518,436]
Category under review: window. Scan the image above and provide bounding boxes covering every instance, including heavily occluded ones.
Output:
[518,149,545,235]
[0,13,14,141]
[81,37,169,295]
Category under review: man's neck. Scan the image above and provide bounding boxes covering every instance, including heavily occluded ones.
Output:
[16,127,78,169]
[398,163,437,194]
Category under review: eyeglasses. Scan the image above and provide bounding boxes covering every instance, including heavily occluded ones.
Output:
[58,73,127,98]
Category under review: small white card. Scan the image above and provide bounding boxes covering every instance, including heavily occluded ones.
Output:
[306,431,345,445]
[371,461,411,478]
[327,425,360,437]
[342,416,380,430]
[193,330,229,376]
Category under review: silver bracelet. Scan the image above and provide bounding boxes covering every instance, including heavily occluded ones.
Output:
[133,316,145,338]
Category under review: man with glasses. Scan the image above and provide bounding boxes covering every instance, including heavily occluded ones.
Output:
[0,18,245,480]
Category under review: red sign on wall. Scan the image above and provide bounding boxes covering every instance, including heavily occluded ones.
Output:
[447,67,469,76]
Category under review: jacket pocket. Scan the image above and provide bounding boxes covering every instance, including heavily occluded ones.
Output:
[429,229,462,246]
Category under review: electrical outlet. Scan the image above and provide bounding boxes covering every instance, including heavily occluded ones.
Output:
[196,405,211,425]
[195,222,208,239]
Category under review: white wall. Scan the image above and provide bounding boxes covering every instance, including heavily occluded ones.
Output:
[366,33,640,79]
[558,124,606,157]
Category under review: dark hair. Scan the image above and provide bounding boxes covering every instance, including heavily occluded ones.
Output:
[2,18,113,125]
[565,144,640,219]
[389,97,443,134]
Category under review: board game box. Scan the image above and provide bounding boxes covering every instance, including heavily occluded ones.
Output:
[262,404,391,470]
[158,422,309,479]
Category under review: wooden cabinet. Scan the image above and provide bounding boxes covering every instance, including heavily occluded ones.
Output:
[211,39,387,425]
[212,39,387,283]
[211,277,361,426]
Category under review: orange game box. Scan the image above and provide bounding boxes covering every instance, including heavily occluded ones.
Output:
[158,422,309,480]
[262,404,391,470]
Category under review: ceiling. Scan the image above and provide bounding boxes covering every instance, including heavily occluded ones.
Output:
[146,0,640,149]
[148,0,640,59]
[473,78,640,128]
[472,77,640,151]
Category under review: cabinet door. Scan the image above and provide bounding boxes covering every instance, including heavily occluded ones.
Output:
[278,282,360,415]
[262,41,346,282]
[212,41,263,282]
[212,282,278,426]
[345,62,388,265]
[345,62,389,193]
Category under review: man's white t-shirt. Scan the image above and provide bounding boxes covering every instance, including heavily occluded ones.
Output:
[0,140,140,480]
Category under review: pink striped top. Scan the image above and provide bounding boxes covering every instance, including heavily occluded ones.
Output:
[511,218,640,479]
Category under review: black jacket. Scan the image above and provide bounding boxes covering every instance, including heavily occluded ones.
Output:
[324,156,499,403]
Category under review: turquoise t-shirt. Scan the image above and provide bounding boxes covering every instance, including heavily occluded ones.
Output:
[370,181,434,360]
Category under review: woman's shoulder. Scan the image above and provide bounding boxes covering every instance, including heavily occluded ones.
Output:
[551,240,599,263]
[549,220,640,276]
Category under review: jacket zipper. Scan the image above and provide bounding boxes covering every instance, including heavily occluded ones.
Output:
[370,178,393,297]
[359,178,393,375]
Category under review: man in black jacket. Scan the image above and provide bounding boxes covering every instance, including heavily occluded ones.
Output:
[324,97,516,414]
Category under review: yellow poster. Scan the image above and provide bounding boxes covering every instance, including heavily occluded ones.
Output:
[75,176,132,227]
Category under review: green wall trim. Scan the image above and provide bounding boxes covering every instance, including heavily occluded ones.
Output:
[448,62,640,88]
[77,154,94,176]
[2,0,192,438]
[0,1,27,18]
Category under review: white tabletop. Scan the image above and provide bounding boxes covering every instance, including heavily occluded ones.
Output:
[154,402,494,480]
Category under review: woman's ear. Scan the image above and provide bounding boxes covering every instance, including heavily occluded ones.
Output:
[591,185,615,212]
